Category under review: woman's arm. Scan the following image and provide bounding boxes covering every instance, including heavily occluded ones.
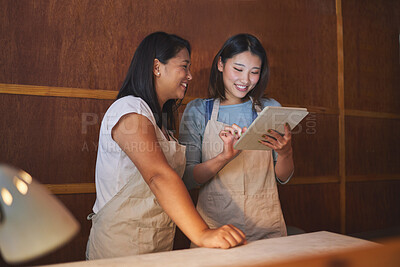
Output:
[179,101,244,186]
[112,113,246,248]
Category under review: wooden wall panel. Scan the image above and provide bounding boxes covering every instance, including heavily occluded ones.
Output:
[0,94,112,184]
[341,0,400,240]
[346,181,400,234]
[278,183,341,233]
[0,0,338,108]
[291,114,339,177]
[345,116,400,176]
[265,2,338,109]
[342,0,400,114]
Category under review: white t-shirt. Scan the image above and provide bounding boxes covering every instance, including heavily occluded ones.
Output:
[92,96,156,213]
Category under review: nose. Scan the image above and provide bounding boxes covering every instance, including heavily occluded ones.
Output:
[240,72,250,84]
[187,69,192,81]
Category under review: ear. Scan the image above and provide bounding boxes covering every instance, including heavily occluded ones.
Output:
[153,59,161,77]
[217,57,224,72]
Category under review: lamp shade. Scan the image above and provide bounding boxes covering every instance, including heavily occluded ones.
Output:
[0,164,80,264]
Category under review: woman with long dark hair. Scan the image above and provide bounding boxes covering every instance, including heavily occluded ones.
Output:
[87,32,246,260]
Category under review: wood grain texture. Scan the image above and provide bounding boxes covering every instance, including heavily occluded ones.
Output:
[278,183,341,233]
[0,0,338,108]
[341,0,400,239]
[345,116,400,176]
[0,94,112,184]
[346,180,400,234]
[336,0,346,234]
[342,0,400,114]
[46,183,96,194]
[290,114,339,177]
[0,83,118,99]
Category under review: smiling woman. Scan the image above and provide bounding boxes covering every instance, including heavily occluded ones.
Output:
[179,34,294,244]
[86,32,246,260]
[218,51,262,105]
[154,48,192,106]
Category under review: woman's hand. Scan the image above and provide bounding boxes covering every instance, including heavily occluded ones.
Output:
[219,124,247,161]
[192,124,247,184]
[259,123,293,157]
[196,224,247,249]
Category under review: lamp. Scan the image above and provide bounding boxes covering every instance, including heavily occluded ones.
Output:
[0,164,80,264]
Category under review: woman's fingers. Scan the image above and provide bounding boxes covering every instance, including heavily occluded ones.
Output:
[230,124,242,138]
[221,225,246,248]
[258,138,275,149]
[224,224,247,245]
[260,132,284,150]
[198,225,247,249]
[224,124,244,139]
[284,122,292,138]
[259,123,293,155]
[214,225,247,248]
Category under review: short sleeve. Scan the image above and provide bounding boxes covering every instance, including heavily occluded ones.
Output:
[104,96,156,133]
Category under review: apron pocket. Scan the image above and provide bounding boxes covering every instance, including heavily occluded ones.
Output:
[137,226,175,254]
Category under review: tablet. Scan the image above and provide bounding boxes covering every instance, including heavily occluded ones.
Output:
[233,106,309,150]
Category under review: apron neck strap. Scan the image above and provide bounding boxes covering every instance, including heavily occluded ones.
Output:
[210,98,220,121]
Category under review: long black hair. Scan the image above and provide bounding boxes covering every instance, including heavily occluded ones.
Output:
[117,32,191,131]
[208,33,269,109]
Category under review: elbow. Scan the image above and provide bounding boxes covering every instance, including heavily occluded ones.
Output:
[148,173,166,192]
[147,169,179,192]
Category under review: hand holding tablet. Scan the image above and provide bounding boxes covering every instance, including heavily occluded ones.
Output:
[234,106,309,150]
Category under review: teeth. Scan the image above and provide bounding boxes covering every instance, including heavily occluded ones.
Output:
[236,84,247,89]
[181,83,187,88]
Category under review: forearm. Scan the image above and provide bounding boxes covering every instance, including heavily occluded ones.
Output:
[274,151,294,182]
[192,153,230,184]
[148,171,209,246]
[114,113,245,248]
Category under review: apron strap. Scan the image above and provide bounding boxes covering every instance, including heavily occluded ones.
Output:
[211,98,220,121]
[205,98,214,123]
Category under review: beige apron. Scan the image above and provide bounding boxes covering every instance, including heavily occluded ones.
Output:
[87,127,186,260]
[196,98,287,242]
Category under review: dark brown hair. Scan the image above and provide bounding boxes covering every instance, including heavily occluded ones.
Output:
[208,33,269,109]
[117,32,191,131]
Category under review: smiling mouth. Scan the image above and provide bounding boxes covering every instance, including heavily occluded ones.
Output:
[235,84,248,92]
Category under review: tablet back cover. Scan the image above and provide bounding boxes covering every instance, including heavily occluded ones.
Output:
[234,106,309,150]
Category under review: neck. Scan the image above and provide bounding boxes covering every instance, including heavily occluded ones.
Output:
[158,99,166,109]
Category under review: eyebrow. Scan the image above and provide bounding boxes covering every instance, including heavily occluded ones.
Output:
[182,59,190,64]
[234,63,260,69]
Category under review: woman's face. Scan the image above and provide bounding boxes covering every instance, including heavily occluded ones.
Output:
[218,51,262,105]
[155,48,192,105]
